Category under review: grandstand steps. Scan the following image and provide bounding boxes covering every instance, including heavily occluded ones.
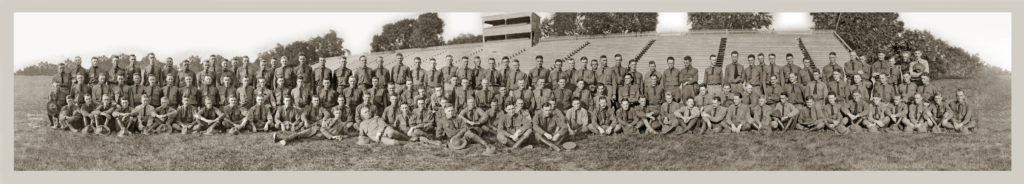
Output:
[509,48,527,58]
[467,48,485,58]
[633,39,657,62]
[715,37,727,67]
[563,41,590,60]
[324,30,848,84]
[797,37,818,72]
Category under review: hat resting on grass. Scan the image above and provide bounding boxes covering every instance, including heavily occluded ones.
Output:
[448,136,467,150]
[561,142,577,150]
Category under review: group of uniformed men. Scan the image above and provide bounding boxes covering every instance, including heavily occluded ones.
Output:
[44,49,977,156]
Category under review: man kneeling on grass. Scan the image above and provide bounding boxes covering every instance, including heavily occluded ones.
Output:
[273,106,349,146]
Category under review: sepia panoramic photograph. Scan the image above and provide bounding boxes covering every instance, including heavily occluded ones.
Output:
[11,12,1010,171]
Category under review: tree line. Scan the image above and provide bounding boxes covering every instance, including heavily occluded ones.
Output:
[18,12,1005,78]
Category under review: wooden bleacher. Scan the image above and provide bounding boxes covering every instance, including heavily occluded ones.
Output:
[318,30,850,84]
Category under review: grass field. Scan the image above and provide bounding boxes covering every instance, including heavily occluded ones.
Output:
[12,75,1011,170]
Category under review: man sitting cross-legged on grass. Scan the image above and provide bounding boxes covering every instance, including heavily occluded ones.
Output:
[107,97,135,136]
[657,92,681,134]
[615,99,642,134]
[945,89,977,134]
[513,101,570,152]
[770,93,800,132]
[71,94,97,133]
[299,96,331,133]
[501,99,535,146]
[392,102,413,137]
[903,94,930,133]
[171,97,198,134]
[272,107,350,146]
[699,96,727,134]
[405,98,442,145]
[927,93,954,133]
[884,95,908,132]
[793,98,826,131]
[191,97,224,135]
[822,93,849,134]
[355,106,407,146]
[148,97,177,134]
[274,96,302,131]
[449,97,498,155]
[218,95,248,135]
[748,96,772,133]
[113,95,157,136]
[491,104,517,146]
[564,98,590,137]
[433,103,461,143]
[863,96,891,133]
[588,96,617,136]
[635,97,661,134]
[87,94,116,135]
[842,91,873,133]
[246,95,275,132]
[56,96,80,131]
[668,97,701,134]
[724,94,754,133]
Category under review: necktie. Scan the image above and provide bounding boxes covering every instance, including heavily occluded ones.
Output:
[712,106,719,118]
[781,104,786,118]
[830,104,837,118]
[513,71,519,87]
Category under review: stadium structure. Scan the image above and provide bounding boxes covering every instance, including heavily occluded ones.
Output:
[322,12,853,83]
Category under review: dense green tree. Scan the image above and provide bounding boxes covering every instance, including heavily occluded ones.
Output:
[370,13,445,52]
[810,12,1006,77]
[446,33,483,45]
[688,12,773,30]
[540,12,658,37]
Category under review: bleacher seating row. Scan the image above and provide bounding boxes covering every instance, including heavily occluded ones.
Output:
[318,31,851,83]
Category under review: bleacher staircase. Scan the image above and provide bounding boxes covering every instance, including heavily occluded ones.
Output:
[562,41,591,60]
[715,37,728,67]
[797,37,818,72]
[632,39,657,62]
